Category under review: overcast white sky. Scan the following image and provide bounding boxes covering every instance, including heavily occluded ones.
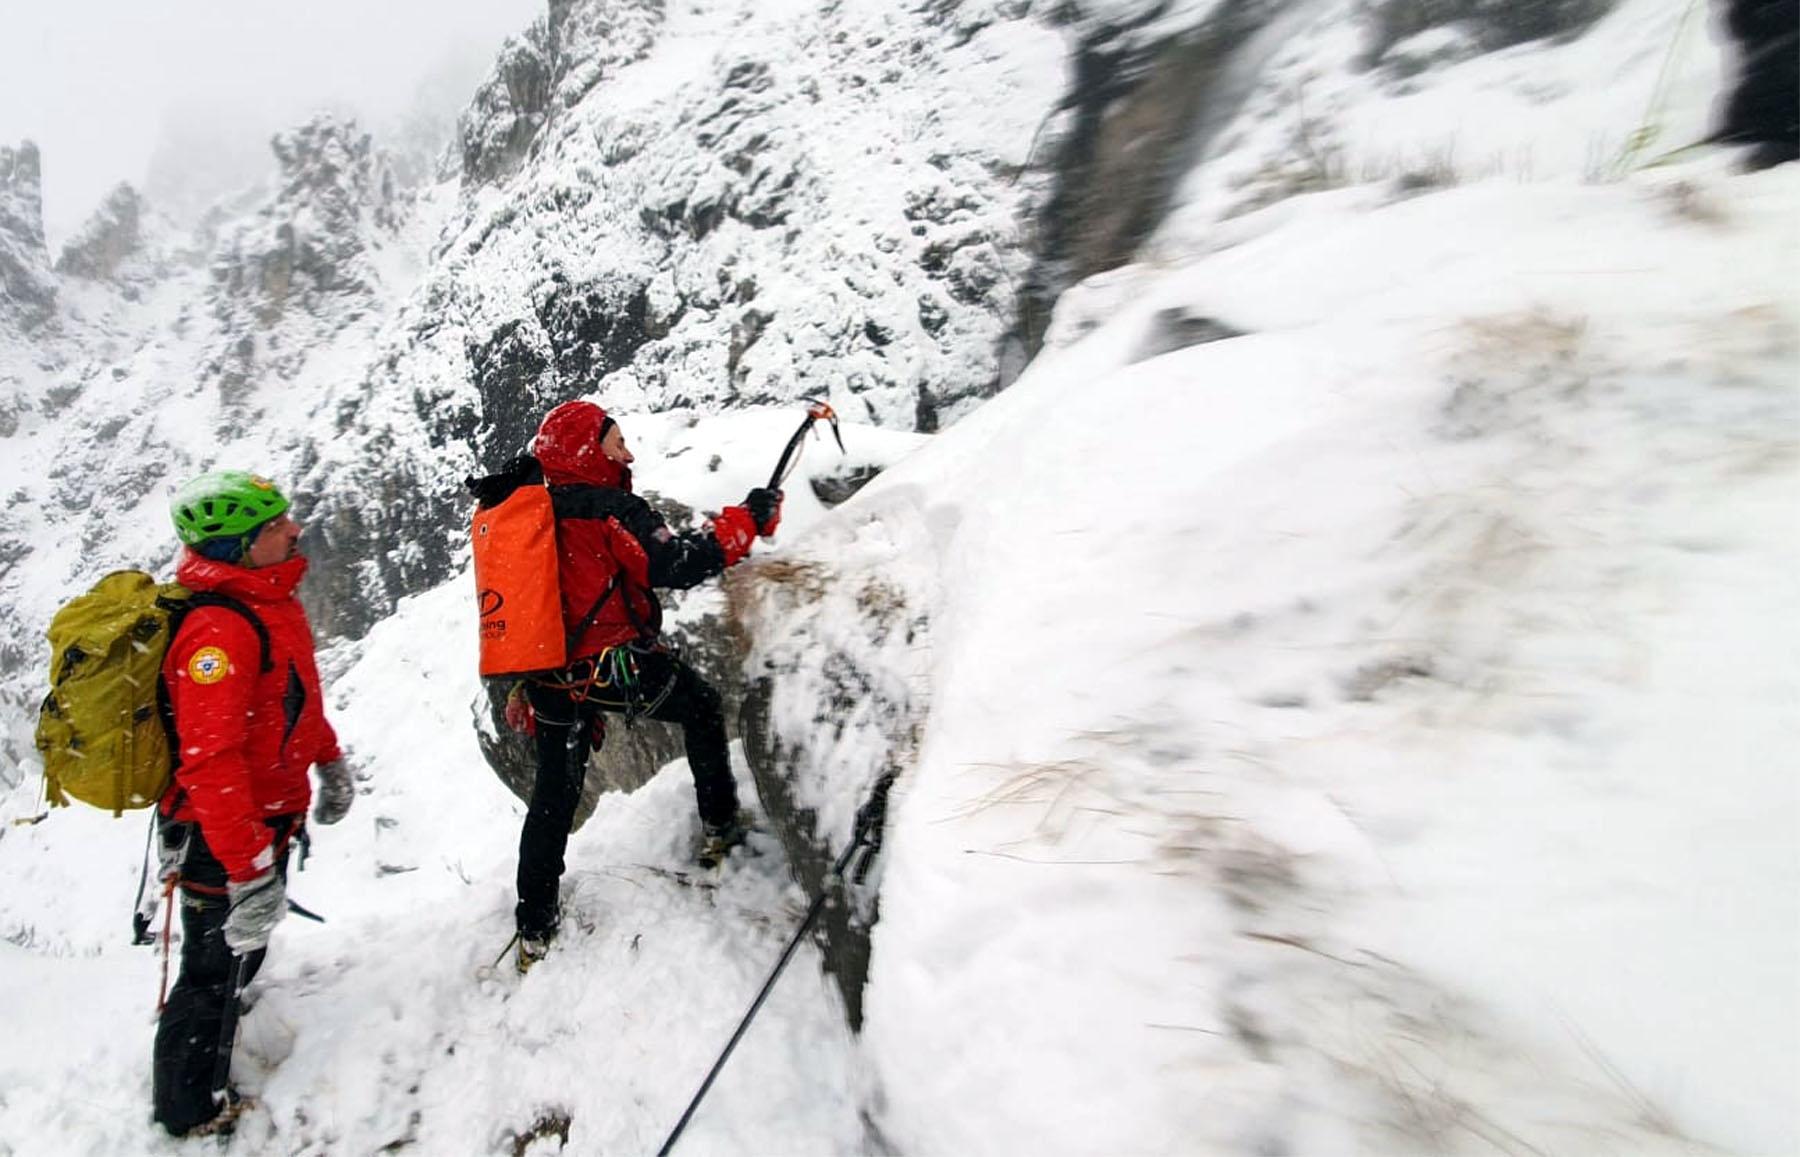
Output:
[0,0,541,247]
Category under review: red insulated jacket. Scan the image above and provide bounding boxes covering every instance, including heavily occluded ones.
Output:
[159,549,341,882]
[533,401,744,661]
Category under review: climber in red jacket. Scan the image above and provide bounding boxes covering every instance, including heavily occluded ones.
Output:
[499,399,780,972]
[152,470,353,1138]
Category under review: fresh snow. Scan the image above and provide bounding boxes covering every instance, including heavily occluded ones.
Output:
[841,160,1797,1157]
[2,0,1796,1155]
[0,422,904,1156]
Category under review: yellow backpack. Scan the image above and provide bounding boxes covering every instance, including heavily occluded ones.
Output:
[34,570,270,815]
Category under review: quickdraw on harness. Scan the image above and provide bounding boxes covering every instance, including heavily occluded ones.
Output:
[524,556,677,725]
[534,642,677,724]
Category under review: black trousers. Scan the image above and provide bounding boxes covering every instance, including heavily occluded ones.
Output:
[151,815,295,1135]
[1717,0,1799,162]
[515,648,739,938]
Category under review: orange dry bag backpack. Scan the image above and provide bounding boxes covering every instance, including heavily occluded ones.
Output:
[469,457,568,677]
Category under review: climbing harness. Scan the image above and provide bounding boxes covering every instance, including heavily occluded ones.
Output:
[143,817,321,1011]
[656,769,899,1157]
[536,642,678,725]
[539,646,635,700]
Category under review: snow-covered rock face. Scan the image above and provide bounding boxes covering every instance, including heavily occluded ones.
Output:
[1360,0,1617,69]
[732,525,932,1028]
[208,116,400,355]
[55,183,145,282]
[439,0,1060,435]
[0,113,418,771]
[459,0,665,185]
[0,141,55,332]
[287,0,1079,639]
[1019,0,1287,353]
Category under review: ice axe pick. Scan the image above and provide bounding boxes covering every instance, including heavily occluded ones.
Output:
[766,399,844,490]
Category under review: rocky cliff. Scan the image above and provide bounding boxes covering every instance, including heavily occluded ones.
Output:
[0,142,56,332]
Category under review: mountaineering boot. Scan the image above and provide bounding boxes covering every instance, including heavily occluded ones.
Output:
[172,1090,255,1139]
[697,813,751,869]
[516,932,553,975]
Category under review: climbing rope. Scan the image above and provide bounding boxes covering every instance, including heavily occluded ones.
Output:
[155,876,177,1013]
[1612,0,1707,176]
[656,770,899,1156]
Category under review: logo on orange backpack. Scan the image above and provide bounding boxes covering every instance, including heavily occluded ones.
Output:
[479,589,504,617]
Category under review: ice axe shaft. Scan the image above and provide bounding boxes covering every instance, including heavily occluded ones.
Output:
[767,400,843,490]
[211,953,249,1108]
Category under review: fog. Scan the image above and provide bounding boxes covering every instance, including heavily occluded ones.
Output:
[0,0,542,246]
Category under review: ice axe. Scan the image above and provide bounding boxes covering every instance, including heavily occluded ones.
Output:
[766,399,844,491]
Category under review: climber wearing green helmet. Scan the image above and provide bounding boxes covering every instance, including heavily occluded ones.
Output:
[169,470,295,565]
[152,469,353,1139]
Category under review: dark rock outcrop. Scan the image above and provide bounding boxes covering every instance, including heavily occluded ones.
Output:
[460,0,667,186]
[808,464,883,508]
[1360,0,1618,69]
[0,141,56,329]
[727,556,927,1033]
[443,274,661,475]
[460,33,555,185]
[297,449,463,642]
[467,319,560,468]
[738,675,884,1030]
[56,183,145,281]
[1134,309,1245,363]
[1014,1,1284,362]
[210,115,398,332]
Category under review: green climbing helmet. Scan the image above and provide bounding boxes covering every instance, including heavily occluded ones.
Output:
[169,470,291,546]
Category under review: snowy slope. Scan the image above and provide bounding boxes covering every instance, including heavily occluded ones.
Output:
[750,4,1797,1152]
[0,418,910,1155]
[2,0,1796,1154]
[841,164,1797,1157]
[10,175,1788,1155]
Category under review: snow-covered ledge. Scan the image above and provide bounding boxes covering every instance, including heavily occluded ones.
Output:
[729,489,935,1029]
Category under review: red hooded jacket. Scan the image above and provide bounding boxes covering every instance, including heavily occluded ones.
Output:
[533,401,745,660]
[160,549,342,882]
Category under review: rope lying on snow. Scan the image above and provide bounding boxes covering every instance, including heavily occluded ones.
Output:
[656,769,899,1157]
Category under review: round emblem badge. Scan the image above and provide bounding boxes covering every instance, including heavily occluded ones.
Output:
[187,646,231,685]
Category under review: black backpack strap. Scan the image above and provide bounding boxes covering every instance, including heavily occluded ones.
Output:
[467,455,544,509]
[168,593,275,674]
[565,572,622,658]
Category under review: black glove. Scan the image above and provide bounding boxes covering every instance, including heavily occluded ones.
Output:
[745,487,783,537]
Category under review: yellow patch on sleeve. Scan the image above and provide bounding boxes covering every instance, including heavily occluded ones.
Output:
[187,646,232,685]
